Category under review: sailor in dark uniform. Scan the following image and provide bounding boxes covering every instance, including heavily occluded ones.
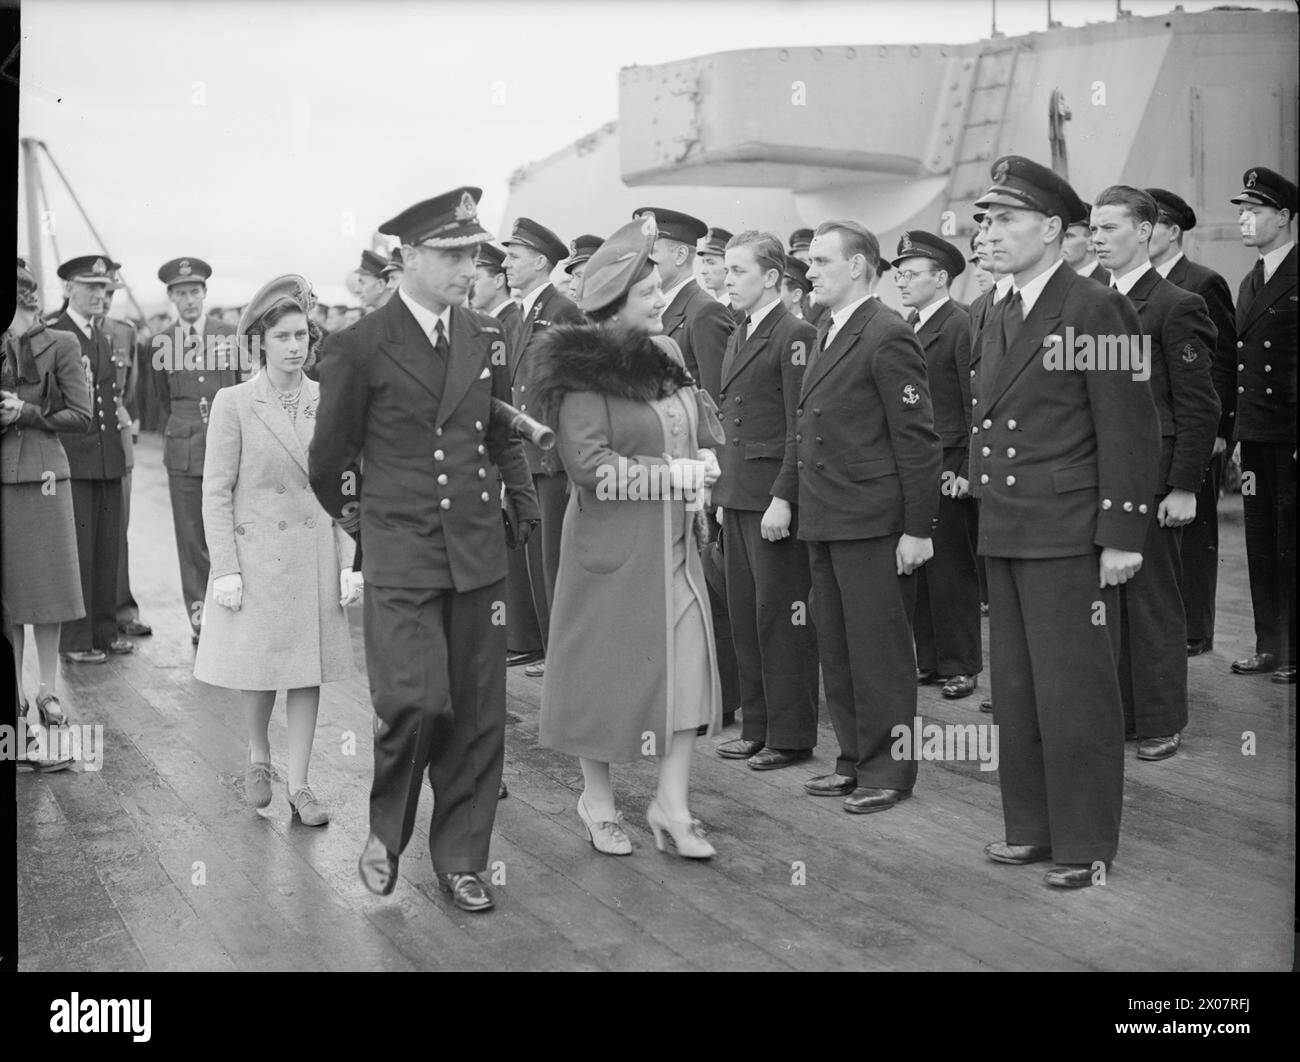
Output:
[503,217,584,678]
[1090,185,1220,762]
[150,256,242,643]
[53,255,135,662]
[382,248,403,290]
[780,255,813,320]
[1062,208,1111,285]
[356,249,393,313]
[892,230,982,700]
[1146,187,1239,657]
[310,187,539,910]
[562,234,603,304]
[1226,166,1297,685]
[788,228,827,329]
[972,157,1159,888]
[696,226,739,321]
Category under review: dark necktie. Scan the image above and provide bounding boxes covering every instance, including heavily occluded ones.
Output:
[906,309,921,330]
[741,315,752,343]
[1243,258,1265,309]
[1001,289,1024,351]
[432,318,449,371]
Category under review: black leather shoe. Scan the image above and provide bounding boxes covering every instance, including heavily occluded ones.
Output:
[1045,863,1107,888]
[748,747,812,771]
[498,780,509,799]
[1272,666,1296,684]
[437,872,495,912]
[358,834,399,896]
[506,649,543,667]
[843,787,911,814]
[941,674,977,699]
[716,737,763,759]
[916,668,940,685]
[1231,652,1277,674]
[803,772,857,797]
[1186,638,1213,656]
[978,700,993,714]
[118,619,153,637]
[1137,732,1181,760]
[985,841,1052,865]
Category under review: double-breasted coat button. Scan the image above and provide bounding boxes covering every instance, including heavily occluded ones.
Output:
[1139,504,1148,514]
[1102,499,1113,510]
[480,491,490,502]
[477,444,486,455]
[278,520,287,530]
[815,461,824,469]
[1238,386,1245,393]
[1007,419,1017,429]
[198,375,204,382]
[475,420,483,431]
[970,369,976,377]
[1263,341,1271,349]
[1237,340,1244,348]
[971,426,979,435]
[1006,447,1016,458]
[236,526,245,535]
[813,408,821,415]
[1123,501,1133,512]
[477,468,486,479]
[1238,363,1245,371]
[437,473,448,485]
[1264,364,1271,372]
[436,427,443,436]
[816,437,823,444]
[981,419,992,429]
[797,460,804,469]
[434,449,446,461]
[735,397,742,405]
[733,417,741,425]
[981,446,991,457]
[795,433,802,442]
[796,407,803,416]
[971,398,977,406]
[1266,387,1273,395]
[1005,475,1016,486]
[440,498,451,510]
[980,473,989,484]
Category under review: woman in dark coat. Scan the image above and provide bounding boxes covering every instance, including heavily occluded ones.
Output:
[533,218,726,859]
[2,259,91,756]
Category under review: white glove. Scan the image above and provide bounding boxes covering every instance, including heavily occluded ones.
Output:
[697,448,721,488]
[213,573,243,611]
[668,457,707,492]
[339,568,364,607]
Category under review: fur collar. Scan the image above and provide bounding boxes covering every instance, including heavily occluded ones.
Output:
[530,323,694,427]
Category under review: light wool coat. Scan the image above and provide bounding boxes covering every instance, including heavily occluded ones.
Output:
[194,372,355,691]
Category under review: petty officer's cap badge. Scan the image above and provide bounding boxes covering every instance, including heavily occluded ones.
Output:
[1229,166,1298,214]
[891,230,966,279]
[157,256,213,288]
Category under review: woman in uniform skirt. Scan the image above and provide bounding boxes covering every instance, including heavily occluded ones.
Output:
[532,218,726,858]
[194,276,362,825]
[2,259,91,762]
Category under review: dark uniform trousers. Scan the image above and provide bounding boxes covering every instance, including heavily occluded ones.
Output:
[915,447,983,676]
[1180,451,1223,643]
[364,580,506,872]
[702,534,742,716]
[525,471,567,650]
[723,507,818,748]
[987,555,1124,865]
[116,471,139,623]
[169,474,210,632]
[506,544,542,653]
[63,479,123,652]
[1119,515,1187,737]
[1241,442,1297,664]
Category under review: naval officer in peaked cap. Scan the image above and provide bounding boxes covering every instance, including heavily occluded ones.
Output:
[309,186,539,912]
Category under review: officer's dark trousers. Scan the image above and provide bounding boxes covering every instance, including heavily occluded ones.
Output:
[701,523,740,718]
[116,470,140,623]
[168,473,209,632]
[986,553,1124,865]
[915,468,983,676]
[1179,451,1222,644]
[808,535,918,789]
[1240,441,1297,666]
[525,471,566,652]
[1119,508,1187,737]
[61,479,123,652]
[723,508,819,748]
[505,545,542,654]
[364,580,506,873]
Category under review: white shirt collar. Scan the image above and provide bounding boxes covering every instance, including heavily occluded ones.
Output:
[743,296,781,337]
[992,274,1014,302]
[1110,260,1151,296]
[662,274,695,308]
[398,286,451,341]
[65,305,94,337]
[914,295,950,329]
[521,282,551,320]
[1262,241,1295,284]
[830,293,873,334]
[1013,256,1064,316]
[489,298,513,318]
[1153,250,1184,278]
[1073,258,1099,277]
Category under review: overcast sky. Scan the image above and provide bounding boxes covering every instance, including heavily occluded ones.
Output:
[19,0,1265,311]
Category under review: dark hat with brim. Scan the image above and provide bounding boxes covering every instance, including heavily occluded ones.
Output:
[1229,166,1298,214]
[697,227,733,257]
[632,206,707,247]
[237,274,316,337]
[60,254,121,284]
[564,234,604,274]
[1066,204,1092,231]
[502,217,568,264]
[358,250,388,278]
[156,256,211,287]
[974,155,1086,227]
[381,248,404,275]
[782,254,812,294]
[475,243,507,272]
[577,216,657,314]
[1146,188,1197,231]
[380,187,490,248]
[891,230,965,280]
[788,228,814,253]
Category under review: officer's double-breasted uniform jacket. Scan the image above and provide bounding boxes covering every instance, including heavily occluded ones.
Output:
[968,262,1160,557]
[1165,253,1237,442]
[661,277,734,401]
[150,316,241,477]
[1125,267,1220,492]
[52,311,126,481]
[713,300,815,511]
[309,293,538,591]
[1233,245,1296,445]
[511,283,583,474]
[789,296,942,542]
